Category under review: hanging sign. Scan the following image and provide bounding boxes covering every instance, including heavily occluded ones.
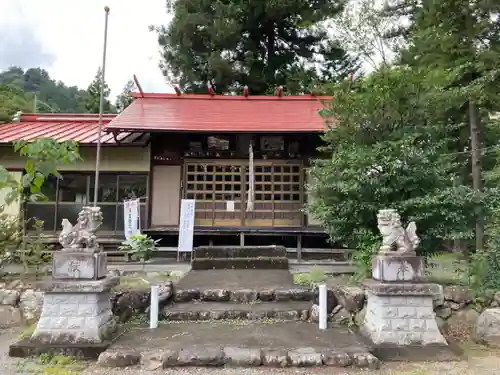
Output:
[178,199,196,254]
[124,199,140,240]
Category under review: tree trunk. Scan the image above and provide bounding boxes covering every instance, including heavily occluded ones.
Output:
[469,100,484,250]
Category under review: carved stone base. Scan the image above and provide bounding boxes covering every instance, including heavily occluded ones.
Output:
[372,254,424,282]
[361,280,447,349]
[30,277,119,345]
[52,251,107,280]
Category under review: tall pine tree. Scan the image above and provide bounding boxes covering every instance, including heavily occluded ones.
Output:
[151,0,360,94]
[85,68,113,114]
[386,0,500,250]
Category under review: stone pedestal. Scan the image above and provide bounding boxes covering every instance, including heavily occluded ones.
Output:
[9,206,121,358]
[9,276,119,359]
[31,277,118,344]
[52,251,107,280]
[360,254,459,361]
[372,253,424,282]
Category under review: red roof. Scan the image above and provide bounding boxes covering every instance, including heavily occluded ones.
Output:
[0,113,144,145]
[105,93,330,133]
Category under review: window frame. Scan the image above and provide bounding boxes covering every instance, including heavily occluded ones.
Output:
[25,171,149,233]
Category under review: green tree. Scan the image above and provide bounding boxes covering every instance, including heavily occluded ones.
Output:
[392,0,500,250]
[0,67,88,113]
[115,80,135,113]
[0,139,81,270]
[0,84,32,123]
[151,0,360,94]
[85,68,113,114]
[308,68,481,277]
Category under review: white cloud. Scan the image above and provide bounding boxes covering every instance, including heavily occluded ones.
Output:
[0,0,174,98]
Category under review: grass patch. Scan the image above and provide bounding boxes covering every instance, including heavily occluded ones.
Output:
[18,320,37,339]
[15,353,85,375]
[113,271,184,290]
[293,268,328,287]
[426,252,469,285]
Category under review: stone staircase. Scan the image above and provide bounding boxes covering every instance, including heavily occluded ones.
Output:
[191,245,289,270]
[162,247,315,321]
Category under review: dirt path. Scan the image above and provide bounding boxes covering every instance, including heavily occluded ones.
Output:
[1,327,499,375]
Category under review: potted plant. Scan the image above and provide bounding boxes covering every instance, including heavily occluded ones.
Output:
[118,234,160,271]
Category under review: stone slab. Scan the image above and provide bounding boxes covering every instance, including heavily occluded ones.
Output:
[97,321,375,368]
[52,251,107,280]
[372,254,424,282]
[362,279,442,296]
[9,337,112,360]
[191,257,289,270]
[358,334,463,361]
[36,276,119,293]
[163,301,311,321]
[107,321,370,353]
[194,245,287,259]
[176,269,298,290]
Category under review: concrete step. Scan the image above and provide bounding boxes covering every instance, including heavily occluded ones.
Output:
[194,245,287,259]
[191,257,289,270]
[162,301,312,321]
[174,286,314,303]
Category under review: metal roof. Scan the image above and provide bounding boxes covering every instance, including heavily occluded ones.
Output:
[105,93,331,133]
[0,113,147,145]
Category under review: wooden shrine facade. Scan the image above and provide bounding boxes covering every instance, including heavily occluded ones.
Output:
[149,132,323,230]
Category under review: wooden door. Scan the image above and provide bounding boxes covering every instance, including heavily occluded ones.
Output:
[184,160,243,226]
[244,161,303,227]
[184,160,303,227]
[151,165,181,226]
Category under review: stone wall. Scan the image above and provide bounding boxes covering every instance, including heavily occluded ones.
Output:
[0,280,174,328]
[311,284,493,341]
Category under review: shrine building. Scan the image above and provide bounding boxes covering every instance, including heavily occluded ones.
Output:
[0,91,348,261]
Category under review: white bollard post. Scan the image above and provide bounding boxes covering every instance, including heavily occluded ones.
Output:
[318,283,327,330]
[150,285,159,329]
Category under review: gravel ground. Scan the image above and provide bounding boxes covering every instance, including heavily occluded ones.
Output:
[2,328,500,375]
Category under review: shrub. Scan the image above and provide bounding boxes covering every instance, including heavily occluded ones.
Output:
[119,233,160,262]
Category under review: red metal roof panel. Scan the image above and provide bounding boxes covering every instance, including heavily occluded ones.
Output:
[0,113,137,144]
[106,94,330,133]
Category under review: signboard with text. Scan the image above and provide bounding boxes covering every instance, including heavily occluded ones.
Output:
[177,199,196,257]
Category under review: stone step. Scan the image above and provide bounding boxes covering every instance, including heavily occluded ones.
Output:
[174,287,314,303]
[162,301,312,321]
[191,257,289,270]
[194,245,287,259]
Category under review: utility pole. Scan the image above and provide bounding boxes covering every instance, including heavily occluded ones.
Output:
[33,94,37,113]
[469,100,484,250]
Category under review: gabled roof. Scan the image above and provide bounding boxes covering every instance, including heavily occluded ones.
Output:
[105,93,330,133]
[0,113,147,145]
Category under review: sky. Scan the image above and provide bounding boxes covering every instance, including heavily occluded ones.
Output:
[0,0,174,98]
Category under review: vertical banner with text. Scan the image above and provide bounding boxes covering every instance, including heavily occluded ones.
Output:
[124,199,140,240]
[177,199,196,258]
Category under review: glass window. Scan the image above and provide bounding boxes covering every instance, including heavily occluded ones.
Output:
[118,175,147,201]
[89,174,117,203]
[40,175,58,202]
[58,174,88,203]
[26,204,56,231]
[98,205,117,231]
[56,204,84,225]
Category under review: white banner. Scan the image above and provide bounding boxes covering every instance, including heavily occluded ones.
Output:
[178,199,195,253]
[124,199,140,240]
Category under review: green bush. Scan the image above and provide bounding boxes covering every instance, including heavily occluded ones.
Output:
[119,233,160,262]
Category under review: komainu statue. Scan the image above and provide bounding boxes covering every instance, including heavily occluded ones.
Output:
[377,209,420,254]
[58,206,103,251]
